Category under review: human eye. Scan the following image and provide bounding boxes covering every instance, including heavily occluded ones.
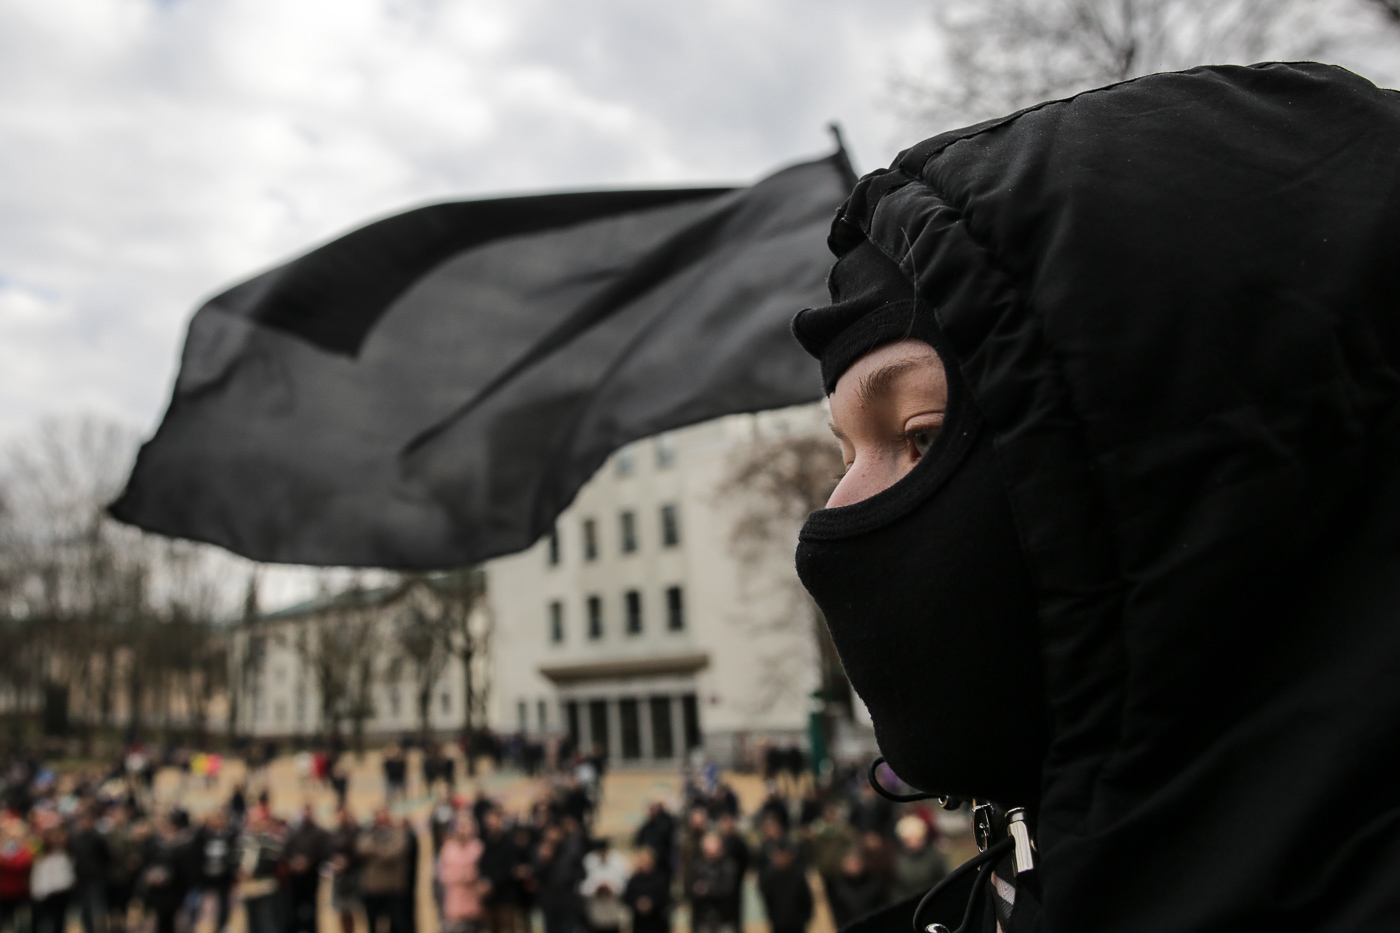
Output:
[903,416,943,459]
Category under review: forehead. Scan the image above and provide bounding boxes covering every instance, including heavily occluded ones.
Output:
[830,338,944,408]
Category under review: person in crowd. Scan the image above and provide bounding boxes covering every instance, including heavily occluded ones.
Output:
[826,850,886,928]
[753,815,791,875]
[356,808,411,933]
[381,748,407,806]
[436,813,486,933]
[714,814,748,932]
[678,807,708,902]
[478,809,524,933]
[0,811,35,933]
[431,791,458,857]
[100,806,140,933]
[757,842,812,933]
[69,809,109,933]
[845,782,894,839]
[622,847,669,933]
[141,816,192,933]
[29,826,74,933]
[284,804,331,933]
[580,837,628,933]
[329,762,350,812]
[507,822,538,927]
[228,784,248,827]
[887,816,945,904]
[237,811,285,933]
[688,832,738,933]
[190,808,238,933]
[854,831,893,902]
[328,807,363,933]
[632,800,675,883]
[804,803,854,905]
[755,786,789,834]
[402,814,421,933]
[531,825,584,933]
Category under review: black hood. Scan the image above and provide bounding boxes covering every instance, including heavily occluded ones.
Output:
[794,62,1400,931]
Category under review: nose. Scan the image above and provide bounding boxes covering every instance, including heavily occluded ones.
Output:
[826,451,903,509]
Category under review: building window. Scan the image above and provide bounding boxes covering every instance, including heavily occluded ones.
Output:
[666,586,685,631]
[620,698,641,760]
[565,700,580,747]
[660,504,680,547]
[549,600,564,643]
[547,527,561,566]
[583,519,598,561]
[682,693,702,750]
[625,590,643,635]
[620,511,637,553]
[517,700,528,732]
[537,699,548,732]
[654,434,677,468]
[441,691,451,713]
[588,699,610,754]
[650,696,674,759]
[615,447,635,477]
[587,595,603,640]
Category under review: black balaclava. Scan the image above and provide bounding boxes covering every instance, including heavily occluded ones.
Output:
[792,240,1048,806]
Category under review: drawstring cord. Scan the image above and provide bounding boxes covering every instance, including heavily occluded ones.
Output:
[867,756,967,809]
[911,837,1013,933]
[866,758,1032,932]
[867,756,937,802]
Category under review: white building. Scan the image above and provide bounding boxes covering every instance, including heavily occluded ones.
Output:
[230,404,858,765]
[486,403,834,767]
[231,574,489,742]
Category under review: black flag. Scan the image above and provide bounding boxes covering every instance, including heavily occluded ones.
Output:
[110,150,853,568]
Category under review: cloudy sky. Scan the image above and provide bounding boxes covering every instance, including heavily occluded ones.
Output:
[2,0,1398,446]
[0,0,946,446]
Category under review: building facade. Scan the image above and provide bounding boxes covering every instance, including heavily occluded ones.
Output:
[487,403,833,768]
[230,573,489,742]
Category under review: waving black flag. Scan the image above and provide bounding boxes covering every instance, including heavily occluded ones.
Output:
[110,150,852,568]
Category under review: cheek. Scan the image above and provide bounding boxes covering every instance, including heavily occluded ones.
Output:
[826,447,912,508]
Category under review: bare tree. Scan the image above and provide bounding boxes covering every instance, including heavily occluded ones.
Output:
[719,429,852,726]
[391,579,454,742]
[898,0,1333,129]
[295,581,381,747]
[435,569,490,775]
[1,414,247,747]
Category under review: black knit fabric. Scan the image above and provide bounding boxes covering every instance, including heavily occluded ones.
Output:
[792,63,1400,931]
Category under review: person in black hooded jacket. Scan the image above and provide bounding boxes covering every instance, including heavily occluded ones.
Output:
[790,61,1400,932]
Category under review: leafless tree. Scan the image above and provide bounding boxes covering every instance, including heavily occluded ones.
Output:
[897,0,1334,130]
[434,569,490,775]
[0,414,243,747]
[718,429,852,724]
[295,578,381,746]
[391,579,454,742]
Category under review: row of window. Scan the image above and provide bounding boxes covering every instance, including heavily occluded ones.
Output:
[514,693,701,761]
[548,586,684,643]
[614,435,678,477]
[547,504,681,566]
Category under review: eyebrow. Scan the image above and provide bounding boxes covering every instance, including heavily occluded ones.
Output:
[855,355,935,408]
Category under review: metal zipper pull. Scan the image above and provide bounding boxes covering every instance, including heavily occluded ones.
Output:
[1005,807,1036,875]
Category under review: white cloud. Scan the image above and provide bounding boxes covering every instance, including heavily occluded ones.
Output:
[2,0,1392,452]
[0,0,936,446]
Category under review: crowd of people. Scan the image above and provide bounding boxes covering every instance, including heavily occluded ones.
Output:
[0,743,957,933]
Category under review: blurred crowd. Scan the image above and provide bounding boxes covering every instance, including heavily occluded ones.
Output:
[0,741,956,933]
